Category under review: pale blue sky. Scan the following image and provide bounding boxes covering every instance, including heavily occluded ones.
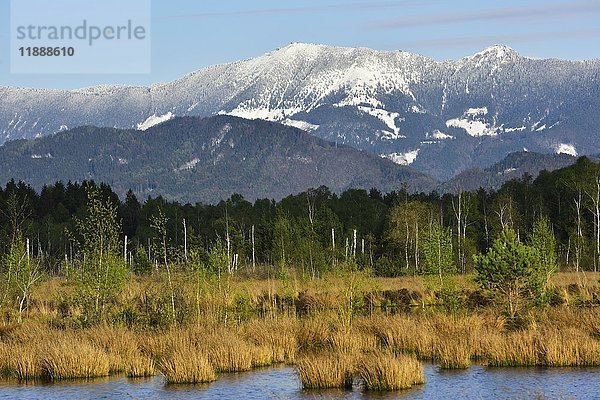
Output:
[1,0,599,89]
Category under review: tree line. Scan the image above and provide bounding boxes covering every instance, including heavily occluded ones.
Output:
[1,156,600,278]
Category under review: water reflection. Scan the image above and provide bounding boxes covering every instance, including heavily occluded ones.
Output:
[0,364,597,399]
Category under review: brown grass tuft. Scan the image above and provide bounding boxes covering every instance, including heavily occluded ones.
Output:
[203,332,254,372]
[158,348,216,384]
[42,337,110,380]
[126,354,155,377]
[485,330,539,367]
[296,352,354,389]
[241,317,297,363]
[297,317,331,351]
[12,345,43,381]
[359,351,425,391]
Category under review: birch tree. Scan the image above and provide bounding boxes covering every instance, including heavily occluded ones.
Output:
[74,186,128,322]
[150,208,177,323]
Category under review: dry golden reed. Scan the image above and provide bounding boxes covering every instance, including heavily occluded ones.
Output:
[158,348,216,384]
[1,272,599,389]
[241,317,298,363]
[12,345,43,381]
[538,327,600,367]
[297,317,331,351]
[359,351,425,391]
[296,352,354,389]
[328,329,378,355]
[126,354,155,378]
[203,333,254,372]
[434,339,471,369]
[41,338,110,380]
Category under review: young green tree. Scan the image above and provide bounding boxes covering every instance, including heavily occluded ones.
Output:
[206,237,235,323]
[207,236,229,279]
[422,220,455,286]
[385,201,436,275]
[14,240,43,323]
[473,228,543,319]
[1,237,43,322]
[329,263,377,327]
[73,186,129,322]
[150,208,176,324]
[529,217,557,289]
[273,210,293,268]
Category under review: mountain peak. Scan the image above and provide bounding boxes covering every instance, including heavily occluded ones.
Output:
[282,42,320,49]
[470,44,520,60]
[263,42,333,61]
[272,42,327,54]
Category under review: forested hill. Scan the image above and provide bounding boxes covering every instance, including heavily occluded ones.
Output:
[1,156,599,275]
[0,116,437,203]
[440,151,581,193]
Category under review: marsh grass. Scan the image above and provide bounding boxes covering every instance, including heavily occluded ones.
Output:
[0,343,15,378]
[297,317,332,351]
[538,328,600,367]
[359,351,425,391]
[0,273,598,387]
[13,345,42,381]
[84,325,142,373]
[296,352,354,389]
[434,339,471,369]
[368,315,434,358]
[158,348,216,384]
[41,337,110,380]
[241,317,297,363]
[250,345,274,367]
[328,329,379,355]
[126,354,155,377]
[203,333,255,372]
[487,329,539,367]
[430,315,484,368]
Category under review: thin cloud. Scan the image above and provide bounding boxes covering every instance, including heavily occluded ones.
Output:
[367,0,600,29]
[396,29,600,50]
[160,1,435,20]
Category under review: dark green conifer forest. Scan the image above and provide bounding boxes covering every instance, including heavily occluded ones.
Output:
[1,156,600,277]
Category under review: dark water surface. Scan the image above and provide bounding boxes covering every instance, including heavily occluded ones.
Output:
[0,364,598,399]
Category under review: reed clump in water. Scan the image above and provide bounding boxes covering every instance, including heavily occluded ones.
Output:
[430,314,485,369]
[41,337,111,381]
[84,324,149,375]
[538,327,600,367]
[296,352,354,389]
[296,317,332,352]
[12,345,43,381]
[203,332,256,372]
[366,314,436,359]
[434,339,471,369]
[359,351,425,391]
[126,354,155,378]
[158,347,216,384]
[328,328,379,356]
[0,272,598,386]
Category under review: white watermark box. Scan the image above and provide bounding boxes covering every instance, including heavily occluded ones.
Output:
[10,0,151,74]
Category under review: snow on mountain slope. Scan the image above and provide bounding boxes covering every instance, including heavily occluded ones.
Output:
[137,112,174,131]
[383,150,420,166]
[1,43,599,180]
[555,143,578,157]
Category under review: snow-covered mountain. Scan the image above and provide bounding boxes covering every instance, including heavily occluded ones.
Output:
[1,43,599,179]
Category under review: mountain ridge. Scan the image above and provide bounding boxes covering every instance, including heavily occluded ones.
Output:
[2,43,599,179]
[0,115,437,203]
